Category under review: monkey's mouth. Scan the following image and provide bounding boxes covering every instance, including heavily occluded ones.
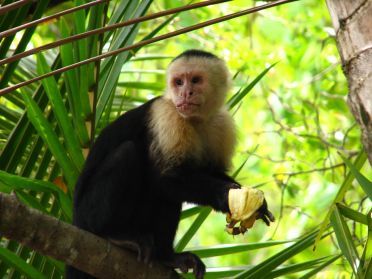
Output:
[176,102,200,112]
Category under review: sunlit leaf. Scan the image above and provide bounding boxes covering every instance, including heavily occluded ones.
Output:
[227,63,277,110]
[337,203,368,225]
[36,53,85,171]
[187,240,291,258]
[0,247,47,279]
[315,151,367,249]
[340,153,372,200]
[0,170,72,221]
[330,205,361,278]
[299,254,341,279]
[176,208,212,252]
[233,229,328,279]
[21,91,79,189]
[359,209,372,277]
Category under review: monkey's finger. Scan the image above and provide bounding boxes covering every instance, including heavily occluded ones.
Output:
[266,210,275,222]
[259,209,275,222]
[256,210,275,226]
[261,215,271,226]
[256,199,275,221]
[269,210,275,221]
[229,183,241,189]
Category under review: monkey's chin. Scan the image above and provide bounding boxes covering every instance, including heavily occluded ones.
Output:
[176,104,201,119]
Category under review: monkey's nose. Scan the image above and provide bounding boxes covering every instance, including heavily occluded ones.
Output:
[189,91,193,96]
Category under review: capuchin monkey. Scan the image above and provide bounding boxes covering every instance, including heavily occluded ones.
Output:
[67,50,274,279]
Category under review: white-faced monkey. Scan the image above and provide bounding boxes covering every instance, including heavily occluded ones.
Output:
[67,50,274,279]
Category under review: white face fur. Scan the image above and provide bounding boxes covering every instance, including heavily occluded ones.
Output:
[165,56,230,121]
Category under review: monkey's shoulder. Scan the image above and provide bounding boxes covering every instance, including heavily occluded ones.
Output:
[93,97,159,145]
[84,98,158,165]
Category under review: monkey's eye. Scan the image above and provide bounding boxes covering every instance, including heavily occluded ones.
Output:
[174,78,183,86]
[191,76,201,84]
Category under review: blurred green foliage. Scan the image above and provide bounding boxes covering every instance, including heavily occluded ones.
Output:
[132,0,368,277]
[0,0,371,278]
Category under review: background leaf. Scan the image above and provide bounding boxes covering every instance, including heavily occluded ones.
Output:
[0,0,368,278]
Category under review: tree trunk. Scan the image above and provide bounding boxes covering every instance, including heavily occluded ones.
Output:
[326,0,372,165]
[0,193,179,279]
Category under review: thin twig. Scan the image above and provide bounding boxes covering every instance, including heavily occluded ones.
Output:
[269,182,286,239]
[0,0,230,65]
[0,0,108,38]
[244,149,295,164]
[0,0,32,15]
[284,205,314,219]
[269,161,346,238]
[266,92,357,153]
[272,162,345,178]
[0,0,299,96]
[90,0,110,148]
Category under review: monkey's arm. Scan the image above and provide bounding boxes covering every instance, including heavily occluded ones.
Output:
[156,168,239,213]
[156,168,274,227]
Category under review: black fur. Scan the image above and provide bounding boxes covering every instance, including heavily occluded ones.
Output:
[67,97,239,278]
[172,49,219,62]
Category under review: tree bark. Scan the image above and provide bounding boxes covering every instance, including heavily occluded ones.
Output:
[326,0,372,165]
[0,193,179,279]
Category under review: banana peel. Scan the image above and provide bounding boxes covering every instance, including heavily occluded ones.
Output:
[225,187,274,235]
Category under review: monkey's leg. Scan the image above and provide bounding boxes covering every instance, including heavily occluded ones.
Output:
[109,234,154,264]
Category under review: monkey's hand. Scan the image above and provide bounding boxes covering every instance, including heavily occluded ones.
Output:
[225,187,275,235]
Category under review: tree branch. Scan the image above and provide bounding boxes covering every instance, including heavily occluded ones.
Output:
[0,193,179,279]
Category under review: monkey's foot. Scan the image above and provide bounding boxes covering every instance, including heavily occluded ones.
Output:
[109,235,154,264]
[165,252,206,279]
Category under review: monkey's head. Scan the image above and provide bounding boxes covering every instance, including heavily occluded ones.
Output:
[165,50,231,120]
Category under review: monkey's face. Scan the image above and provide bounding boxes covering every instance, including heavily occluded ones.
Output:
[169,71,206,118]
[165,57,230,120]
